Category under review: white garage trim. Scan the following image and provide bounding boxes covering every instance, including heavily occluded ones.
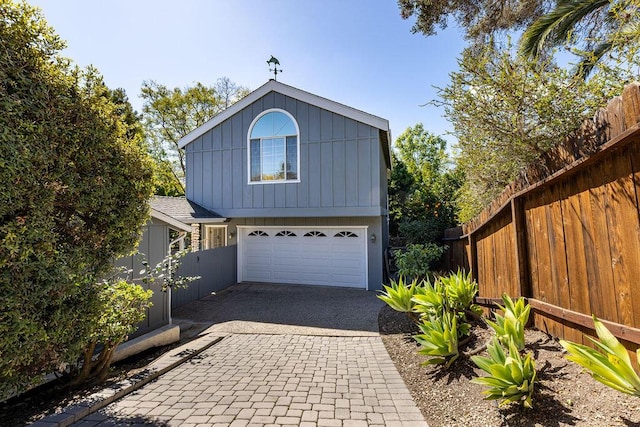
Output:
[237,225,369,290]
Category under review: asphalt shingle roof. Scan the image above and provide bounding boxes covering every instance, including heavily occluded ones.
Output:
[151,196,224,224]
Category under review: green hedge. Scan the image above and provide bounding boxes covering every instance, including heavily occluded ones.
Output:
[0,1,154,399]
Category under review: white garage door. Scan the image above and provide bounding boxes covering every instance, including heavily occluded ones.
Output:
[238,226,368,289]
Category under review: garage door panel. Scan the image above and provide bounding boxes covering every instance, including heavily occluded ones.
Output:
[273,271,302,281]
[245,255,271,266]
[245,269,272,282]
[240,226,367,288]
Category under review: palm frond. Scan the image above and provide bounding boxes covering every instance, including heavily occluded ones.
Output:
[520,0,610,59]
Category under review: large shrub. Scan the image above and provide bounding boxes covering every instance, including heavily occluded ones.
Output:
[394,243,447,280]
[0,1,154,399]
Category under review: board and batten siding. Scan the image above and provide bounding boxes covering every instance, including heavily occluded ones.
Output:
[117,219,170,337]
[185,91,386,218]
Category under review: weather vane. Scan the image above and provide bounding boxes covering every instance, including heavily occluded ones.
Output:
[267,55,282,80]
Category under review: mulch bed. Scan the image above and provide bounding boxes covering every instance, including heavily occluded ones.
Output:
[378,304,640,427]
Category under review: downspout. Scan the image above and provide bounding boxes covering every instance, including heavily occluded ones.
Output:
[167,231,187,325]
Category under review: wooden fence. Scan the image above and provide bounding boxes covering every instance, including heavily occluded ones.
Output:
[442,82,640,355]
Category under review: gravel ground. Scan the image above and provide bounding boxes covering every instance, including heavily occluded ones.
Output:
[378,305,640,427]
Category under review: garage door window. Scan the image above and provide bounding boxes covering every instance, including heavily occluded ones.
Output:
[334,231,358,237]
[248,109,300,184]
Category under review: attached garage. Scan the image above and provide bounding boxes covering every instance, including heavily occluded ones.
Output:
[237,226,368,289]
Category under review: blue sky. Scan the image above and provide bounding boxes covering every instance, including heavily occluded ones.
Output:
[30,0,467,147]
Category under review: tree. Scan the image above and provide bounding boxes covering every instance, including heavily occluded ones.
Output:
[397,0,546,42]
[394,123,447,186]
[438,40,623,221]
[106,87,184,196]
[388,152,415,237]
[389,125,462,244]
[520,0,640,77]
[0,1,155,399]
[141,78,248,194]
[215,76,250,109]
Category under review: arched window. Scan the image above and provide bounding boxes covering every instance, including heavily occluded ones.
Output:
[248,109,299,183]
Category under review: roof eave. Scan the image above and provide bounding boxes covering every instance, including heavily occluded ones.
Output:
[191,217,228,224]
[150,208,192,232]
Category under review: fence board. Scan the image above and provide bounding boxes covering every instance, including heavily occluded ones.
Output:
[547,184,571,340]
[629,144,640,329]
[606,144,640,327]
[622,82,640,128]
[561,174,593,346]
[581,163,619,323]
[529,190,564,337]
[511,198,530,297]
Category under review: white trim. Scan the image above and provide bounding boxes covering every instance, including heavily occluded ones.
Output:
[150,209,192,232]
[194,217,228,224]
[178,80,390,149]
[236,225,369,290]
[246,108,301,185]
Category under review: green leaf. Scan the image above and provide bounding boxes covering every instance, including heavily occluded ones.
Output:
[378,276,422,314]
[560,315,640,396]
[472,337,537,408]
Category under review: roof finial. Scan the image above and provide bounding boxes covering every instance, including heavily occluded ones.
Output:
[267,55,282,81]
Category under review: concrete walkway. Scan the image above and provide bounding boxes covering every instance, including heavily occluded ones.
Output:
[48,284,429,427]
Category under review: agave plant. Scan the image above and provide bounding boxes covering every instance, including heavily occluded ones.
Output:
[471,337,537,408]
[414,312,460,368]
[377,277,422,323]
[560,315,640,396]
[440,269,481,315]
[485,293,531,351]
[411,278,446,319]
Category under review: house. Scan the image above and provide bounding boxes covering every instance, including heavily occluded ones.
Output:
[175,80,392,291]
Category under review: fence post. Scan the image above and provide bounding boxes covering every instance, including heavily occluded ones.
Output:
[468,233,478,285]
[511,197,531,298]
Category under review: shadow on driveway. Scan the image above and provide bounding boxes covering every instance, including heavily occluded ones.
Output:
[172,282,384,336]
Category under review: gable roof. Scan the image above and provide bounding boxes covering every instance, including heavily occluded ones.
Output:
[177,80,391,152]
[151,196,226,224]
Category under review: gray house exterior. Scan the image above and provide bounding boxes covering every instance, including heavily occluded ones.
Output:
[178,80,391,291]
[118,208,191,336]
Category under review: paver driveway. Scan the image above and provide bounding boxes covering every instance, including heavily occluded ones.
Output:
[70,284,428,427]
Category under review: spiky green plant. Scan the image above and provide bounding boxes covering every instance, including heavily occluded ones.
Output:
[485,293,531,351]
[471,337,537,408]
[411,278,445,319]
[440,269,481,315]
[377,277,424,323]
[560,315,640,396]
[378,276,417,313]
[414,312,460,368]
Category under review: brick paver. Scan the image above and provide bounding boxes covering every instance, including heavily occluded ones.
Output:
[70,334,427,426]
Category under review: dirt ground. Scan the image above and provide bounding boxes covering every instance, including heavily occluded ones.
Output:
[379,305,640,427]
[0,343,181,426]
